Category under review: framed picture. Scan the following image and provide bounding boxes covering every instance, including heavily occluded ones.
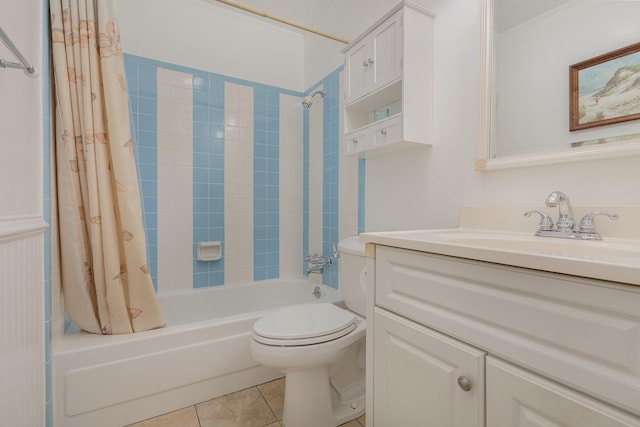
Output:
[570,42,640,131]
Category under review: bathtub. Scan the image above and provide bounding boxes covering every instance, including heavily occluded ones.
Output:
[53,279,341,427]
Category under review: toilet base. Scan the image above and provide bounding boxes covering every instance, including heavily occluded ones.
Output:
[332,392,365,425]
[281,367,366,427]
[282,367,334,427]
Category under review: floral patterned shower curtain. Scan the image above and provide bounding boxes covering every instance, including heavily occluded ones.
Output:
[50,0,165,334]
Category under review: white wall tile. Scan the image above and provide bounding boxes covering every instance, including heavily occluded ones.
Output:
[224,82,254,284]
[279,93,304,278]
[308,89,324,269]
[156,68,175,85]
[156,68,193,293]
[175,71,193,89]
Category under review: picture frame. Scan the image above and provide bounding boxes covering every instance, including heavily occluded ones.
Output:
[569,41,640,131]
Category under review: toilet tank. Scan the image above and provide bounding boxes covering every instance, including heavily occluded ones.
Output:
[338,237,367,317]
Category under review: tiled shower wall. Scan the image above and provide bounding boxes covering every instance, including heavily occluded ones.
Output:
[124,54,358,291]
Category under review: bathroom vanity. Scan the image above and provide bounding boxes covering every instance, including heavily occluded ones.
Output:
[360,206,640,426]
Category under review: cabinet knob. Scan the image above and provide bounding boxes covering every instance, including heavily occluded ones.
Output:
[362,60,369,67]
[380,129,387,135]
[368,58,374,65]
[352,138,358,144]
[457,376,472,392]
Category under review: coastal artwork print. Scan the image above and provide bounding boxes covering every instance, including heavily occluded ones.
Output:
[570,42,640,131]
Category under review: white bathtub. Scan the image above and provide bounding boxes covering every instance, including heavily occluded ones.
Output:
[53,279,341,427]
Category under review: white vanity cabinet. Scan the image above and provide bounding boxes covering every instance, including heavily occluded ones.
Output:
[367,244,640,427]
[342,1,434,156]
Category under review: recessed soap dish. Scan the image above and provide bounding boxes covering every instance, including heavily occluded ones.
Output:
[197,241,221,261]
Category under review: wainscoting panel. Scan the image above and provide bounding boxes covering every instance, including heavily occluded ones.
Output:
[0,216,47,427]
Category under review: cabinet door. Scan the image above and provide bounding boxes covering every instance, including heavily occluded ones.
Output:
[487,357,640,427]
[344,39,371,104]
[370,11,402,91]
[373,308,485,427]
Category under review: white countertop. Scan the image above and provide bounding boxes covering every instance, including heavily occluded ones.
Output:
[359,205,640,286]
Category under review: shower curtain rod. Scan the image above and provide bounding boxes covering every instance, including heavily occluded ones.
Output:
[0,26,38,77]
[215,0,350,44]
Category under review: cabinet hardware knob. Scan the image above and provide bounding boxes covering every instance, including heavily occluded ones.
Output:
[457,376,472,392]
[362,60,369,67]
[380,129,387,135]
[368,58,374,65]
[352,139,358,144]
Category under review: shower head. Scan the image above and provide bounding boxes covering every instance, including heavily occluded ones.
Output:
[302,89,325,109]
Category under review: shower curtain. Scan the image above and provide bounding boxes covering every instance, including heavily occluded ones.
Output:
[50,0,164,334]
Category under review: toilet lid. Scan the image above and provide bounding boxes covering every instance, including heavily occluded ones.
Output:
[253,303,357,346]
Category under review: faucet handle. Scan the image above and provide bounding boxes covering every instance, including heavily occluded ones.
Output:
[524,210,554,231]
[578,211,618,234]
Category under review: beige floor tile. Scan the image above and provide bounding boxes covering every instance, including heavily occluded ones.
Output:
[257,378,285,420]
[357,414,366,426]
[338,420,361,427]
[264,422,283,427]
[126,406,200,427]
[196,386,277,427]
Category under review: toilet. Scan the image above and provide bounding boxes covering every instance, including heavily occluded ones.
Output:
[250,237,367,427]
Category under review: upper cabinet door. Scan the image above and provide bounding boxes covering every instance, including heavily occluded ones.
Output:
[373,308,486,427]
[344,39,372,104]
[370,11,403,91]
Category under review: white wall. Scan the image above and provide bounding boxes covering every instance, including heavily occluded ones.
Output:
[0,0,43,218]
[120,0,305,91]
[306,0,640,232]
[0,0,46,425]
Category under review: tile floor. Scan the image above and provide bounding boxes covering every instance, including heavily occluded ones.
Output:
[127,378,366,427]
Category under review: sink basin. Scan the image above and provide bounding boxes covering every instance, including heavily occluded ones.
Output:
[360,228,640,285]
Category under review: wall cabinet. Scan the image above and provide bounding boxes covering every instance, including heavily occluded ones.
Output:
[368,245,640,426]
[342,2,434,156]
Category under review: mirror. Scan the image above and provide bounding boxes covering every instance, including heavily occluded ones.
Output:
[476,0,640,171]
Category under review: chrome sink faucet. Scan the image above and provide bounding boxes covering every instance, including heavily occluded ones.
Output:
[525,191,618,240]
[545,191,574,232]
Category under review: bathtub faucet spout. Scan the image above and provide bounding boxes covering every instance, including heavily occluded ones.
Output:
[304,252,334,275]
[304,253,332,266]
[307,265,325,275]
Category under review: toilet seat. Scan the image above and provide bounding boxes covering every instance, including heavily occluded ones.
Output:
[253,303,358,346]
